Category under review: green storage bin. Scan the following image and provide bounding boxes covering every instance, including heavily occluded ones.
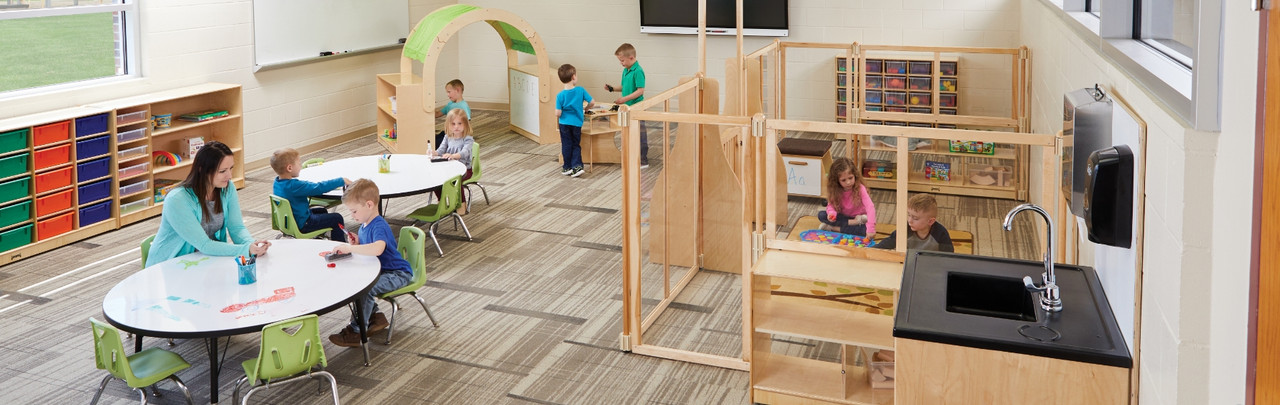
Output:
[0,129,28,155]
[0,153,29,179]
[0,176,31,205]
[0,200,31,229]
[0,223,33,253]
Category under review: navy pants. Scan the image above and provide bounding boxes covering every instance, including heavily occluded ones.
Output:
[301,207,347,242]
[817,209,868,237]
[560,124,583,170]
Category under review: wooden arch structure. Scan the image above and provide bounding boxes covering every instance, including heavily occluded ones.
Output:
[389,5,556,153]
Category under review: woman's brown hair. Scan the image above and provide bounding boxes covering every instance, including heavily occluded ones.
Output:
[179,141,235,219]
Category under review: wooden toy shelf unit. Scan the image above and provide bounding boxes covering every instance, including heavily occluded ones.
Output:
[841,45,1031,200]
[0,83,243,265]
[377,5,556,154]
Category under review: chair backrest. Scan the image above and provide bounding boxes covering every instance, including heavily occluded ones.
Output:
[438,175,463,214]
[140,235,155,269]
[302,158,325,168]
[250,314,326,382]
[468,142,481,182]
[269,195,303,237]
[397,227,428,290]
[89,317,137,383]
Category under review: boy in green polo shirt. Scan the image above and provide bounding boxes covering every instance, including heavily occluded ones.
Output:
[605,43,649,168]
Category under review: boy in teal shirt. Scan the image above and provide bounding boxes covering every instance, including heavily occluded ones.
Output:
[435,79,471,148]
[605,43,649,167]
[556,64,594,177]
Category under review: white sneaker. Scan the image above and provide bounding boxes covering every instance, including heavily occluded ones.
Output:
[640,160,650,169]
[570,167,584,177]
[561,167,573,175]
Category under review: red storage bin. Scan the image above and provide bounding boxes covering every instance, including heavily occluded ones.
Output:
[36,211,74,241]
[33,144,70,171]
[35,189,73,217]
[32,121,70,147]
[34,166,72,194]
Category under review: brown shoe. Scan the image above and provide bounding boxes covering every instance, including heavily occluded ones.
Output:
[328,327,363,348]
[369,312,390,333]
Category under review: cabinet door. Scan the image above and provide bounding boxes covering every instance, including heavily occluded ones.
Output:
[783,155,824,197]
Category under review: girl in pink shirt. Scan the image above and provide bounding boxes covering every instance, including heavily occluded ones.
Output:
[819,157,876,237]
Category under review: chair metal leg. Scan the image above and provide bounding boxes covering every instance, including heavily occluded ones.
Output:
[232,375,249,405]
[452,213,473,241]
[464,183,489,212]
[167,375,194,405]
[411,292,439,327]
[167,338,175,347]
[384,298,399,345]
[90,375,113,405]
[135,388,146,405]
[315,371,341,405]
[150,385,162,397]
[427,222,444,257]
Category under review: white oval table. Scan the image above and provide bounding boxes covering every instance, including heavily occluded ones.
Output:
[298,154,466,200]
[102,239,380,404]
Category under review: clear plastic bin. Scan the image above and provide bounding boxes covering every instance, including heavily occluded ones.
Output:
[117,111,148,125]
[119,179,150,197]
[967,164,1014,187]
[120,198,150,215]
[118,145,148,160]
[118,162,149,179]
[117,127,146,144]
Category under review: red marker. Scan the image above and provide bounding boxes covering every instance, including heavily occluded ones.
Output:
[327,263,336,268]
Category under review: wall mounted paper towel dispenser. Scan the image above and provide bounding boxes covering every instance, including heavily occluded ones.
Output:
[1084,145,1134,248]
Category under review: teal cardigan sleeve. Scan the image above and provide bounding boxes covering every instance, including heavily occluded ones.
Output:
[159,187,253,258]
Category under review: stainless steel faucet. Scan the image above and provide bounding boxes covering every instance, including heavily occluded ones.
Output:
[1003,203,1063,312]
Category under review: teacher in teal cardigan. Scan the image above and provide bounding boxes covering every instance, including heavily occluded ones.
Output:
[145,141,270,267]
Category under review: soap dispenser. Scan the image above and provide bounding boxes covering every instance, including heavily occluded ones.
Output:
[1084,145,1134,248]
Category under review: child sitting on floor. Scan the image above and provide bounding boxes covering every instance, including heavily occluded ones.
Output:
[875,193,954,252]
[328,179,413,347]
[271,148,350,242]
[819,157,876,237]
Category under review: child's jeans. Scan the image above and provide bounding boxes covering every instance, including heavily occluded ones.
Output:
[350,270,413,331]
[639,120,649,163]
[559,124,584,170]
[301,208,347,242]
[817,209,868,236]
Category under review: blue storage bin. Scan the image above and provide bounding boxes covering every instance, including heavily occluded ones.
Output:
[78,200,112,226]
[75,136,110,160]
[77,158,110,182]
[78,179,111,205]
[75,114,109,137]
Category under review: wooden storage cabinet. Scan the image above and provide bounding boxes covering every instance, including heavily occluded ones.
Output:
[0,83,243,265]
[750,249,902,404]
[375,73,426,154]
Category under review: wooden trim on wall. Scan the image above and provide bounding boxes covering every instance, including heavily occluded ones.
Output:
[1252,4,1278,404]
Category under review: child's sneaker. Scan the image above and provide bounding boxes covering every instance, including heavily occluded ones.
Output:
[328,326,363,348]
[640,159,650,169]
[570,167,584,177]
[561,167,573,175]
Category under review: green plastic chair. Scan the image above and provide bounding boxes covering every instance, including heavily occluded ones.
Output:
[140,235,154,268]
[377,227,440,344]
[406,175,472,257]
[89,318,194,405]
[303,158,341,210]
[461,142,489,211]
[233,315,338,405]
[270,195,331,240]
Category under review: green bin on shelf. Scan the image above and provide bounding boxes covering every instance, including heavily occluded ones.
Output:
[0,129,28,155]
[0,201,32,229]
[0,177,31,205]
[0,153,29,179]
[0,224,33,253]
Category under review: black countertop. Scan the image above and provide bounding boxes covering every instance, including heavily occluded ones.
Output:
[893,250,1132,368]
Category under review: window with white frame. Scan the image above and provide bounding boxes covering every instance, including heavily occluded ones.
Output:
[0,0,137,94]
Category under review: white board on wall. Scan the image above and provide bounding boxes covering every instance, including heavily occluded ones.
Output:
[252,0,409,68]
[509,68,539,136]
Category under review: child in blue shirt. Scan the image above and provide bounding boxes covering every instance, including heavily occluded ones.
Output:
[271,148,350,242]
[556,63,594,177]
[328,179,414,347]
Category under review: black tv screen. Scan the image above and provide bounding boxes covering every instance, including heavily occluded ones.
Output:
[640,0,789,37]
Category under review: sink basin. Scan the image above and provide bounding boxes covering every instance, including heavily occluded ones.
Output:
[894,251,1132,368]
[945,272,1036,322]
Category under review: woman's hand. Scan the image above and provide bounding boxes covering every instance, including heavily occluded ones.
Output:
[250,240,271,256]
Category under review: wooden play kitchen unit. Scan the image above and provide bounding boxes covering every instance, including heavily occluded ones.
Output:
[0,83,244,265]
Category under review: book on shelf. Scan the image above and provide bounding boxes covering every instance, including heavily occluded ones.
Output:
[177,110,229,122]
[924,160,951,181]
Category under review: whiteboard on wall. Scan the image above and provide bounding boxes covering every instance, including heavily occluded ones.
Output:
[509,68,540,136]
[252,0,409,68]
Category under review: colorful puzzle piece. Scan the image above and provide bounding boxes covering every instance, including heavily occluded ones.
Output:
[799,230,874,247]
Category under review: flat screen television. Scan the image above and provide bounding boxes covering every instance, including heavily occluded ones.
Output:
[640,0,789,37]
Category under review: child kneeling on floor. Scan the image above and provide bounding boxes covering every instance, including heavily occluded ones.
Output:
[819,157,876,238]
[328,179,413,347]
[874,193,954,252]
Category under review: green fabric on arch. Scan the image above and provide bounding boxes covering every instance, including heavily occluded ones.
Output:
[496,21,534,55]
[402,4,480,62]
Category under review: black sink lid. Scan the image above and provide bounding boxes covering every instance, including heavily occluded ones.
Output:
[893,250,1133,368]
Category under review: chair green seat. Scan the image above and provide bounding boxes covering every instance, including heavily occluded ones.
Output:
[89,317,194,405]
[407,175,472,257]
[302,158,341,210]
[461,141,489,211]
[376,227,440,344]
[270,195,331,240]
[234,314,339,404]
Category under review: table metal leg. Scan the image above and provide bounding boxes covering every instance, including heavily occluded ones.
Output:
[353,299,371,366]
[134,335,143,353]
[206,337,220,404]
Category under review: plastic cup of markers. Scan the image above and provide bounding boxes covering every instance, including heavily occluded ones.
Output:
[237,262,257,285]
[377,156,391,173]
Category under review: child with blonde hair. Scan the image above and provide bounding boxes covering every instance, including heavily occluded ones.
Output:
[819,157,876,237]
[875,193,954,252]
[271,148,351,241]
[431,109,476,214]
[328,179,411,347]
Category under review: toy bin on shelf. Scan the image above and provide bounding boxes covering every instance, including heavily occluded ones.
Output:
[967,164,1014,187]
[0,201,32,229]
[78,200,112,227]
[778,138,834,199]
[116,127,146,144]
[117,145,148,161]
[0,129,28,155]
[884,76,907,90]
[32,121,70,147]
[78,179,112,205]
[119,199,149,215]
[117,111,148,126]
[75,114,109,137]
[0,153,30,179]
[33,144,71,171]
[909,77,932,91]
[34,166,73,194]
[119,179,149,198]
[35,189,73,217]
[118,162,149,179]
[75,136,110,160]
[77,158,110,182]
[0,224,33,252]
[36,212,73,241]
[0,177,31,205]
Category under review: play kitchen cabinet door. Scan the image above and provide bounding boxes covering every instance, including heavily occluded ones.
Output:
[782,155,825,198]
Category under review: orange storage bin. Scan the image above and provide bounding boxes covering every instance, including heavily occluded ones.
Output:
[36,211,73,241]
[33,144,70,171]
[34,166,73,194]
[32,121,70,147]
[35,189,73,217]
